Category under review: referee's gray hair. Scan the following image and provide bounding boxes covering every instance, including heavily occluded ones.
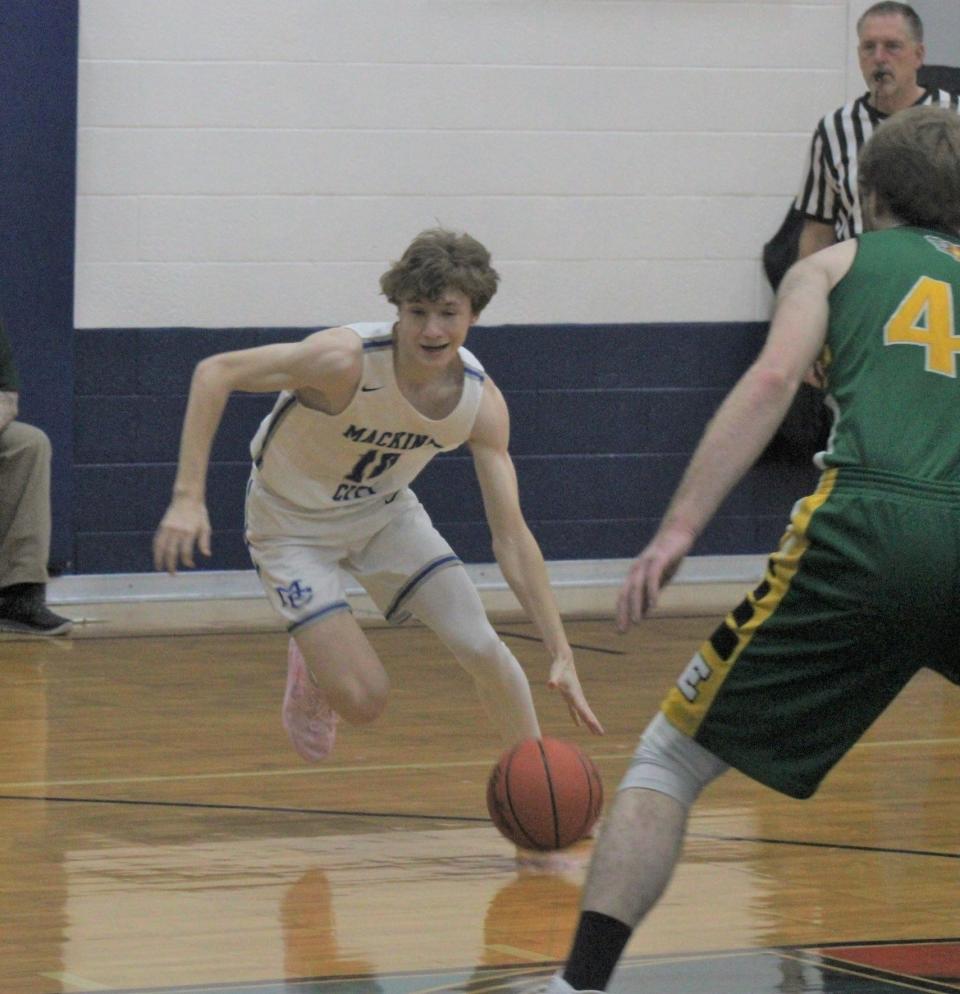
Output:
[857,2,923,42]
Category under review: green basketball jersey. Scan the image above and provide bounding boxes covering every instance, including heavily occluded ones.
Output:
[820,226,960,480]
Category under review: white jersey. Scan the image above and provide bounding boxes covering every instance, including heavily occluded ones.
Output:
[249,322,486,511]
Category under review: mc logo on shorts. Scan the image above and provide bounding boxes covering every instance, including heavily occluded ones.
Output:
[276,579,314,610]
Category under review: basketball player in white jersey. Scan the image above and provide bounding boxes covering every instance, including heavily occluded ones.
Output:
[153,229,603,765]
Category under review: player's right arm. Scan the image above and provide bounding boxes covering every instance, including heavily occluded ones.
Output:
[152,327,362,574]
[617,239,858,628]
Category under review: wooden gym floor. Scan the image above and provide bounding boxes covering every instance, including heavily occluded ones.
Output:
[0,590,957,994]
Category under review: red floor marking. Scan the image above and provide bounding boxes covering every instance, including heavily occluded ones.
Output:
[823,942,960,980]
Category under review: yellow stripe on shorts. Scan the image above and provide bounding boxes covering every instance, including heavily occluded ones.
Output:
[662,469,839,737]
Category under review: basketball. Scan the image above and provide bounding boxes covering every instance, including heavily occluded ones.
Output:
[486,737,603,851]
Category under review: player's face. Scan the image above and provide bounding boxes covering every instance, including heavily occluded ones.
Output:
[393,290,477,371]
[858,14,924,107]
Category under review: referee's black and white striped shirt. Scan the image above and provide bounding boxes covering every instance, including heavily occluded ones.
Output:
[796,87,960,240]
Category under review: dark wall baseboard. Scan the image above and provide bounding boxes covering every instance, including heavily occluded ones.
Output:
[73,323,818,574]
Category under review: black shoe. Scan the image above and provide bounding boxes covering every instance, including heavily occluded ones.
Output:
[0,598,73,636]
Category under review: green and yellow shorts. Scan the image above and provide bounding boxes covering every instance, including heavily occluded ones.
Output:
[661,466,960,799]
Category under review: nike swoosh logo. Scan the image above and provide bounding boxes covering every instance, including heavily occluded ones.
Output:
[361,385,383,392]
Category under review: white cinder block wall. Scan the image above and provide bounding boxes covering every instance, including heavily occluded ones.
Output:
[76,1,884,331]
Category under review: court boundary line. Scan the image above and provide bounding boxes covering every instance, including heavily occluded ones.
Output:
[496,629,626,655]
[687,830,960,860]
[1,792,958,861]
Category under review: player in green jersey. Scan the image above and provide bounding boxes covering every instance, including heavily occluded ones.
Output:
[529,105,960,993]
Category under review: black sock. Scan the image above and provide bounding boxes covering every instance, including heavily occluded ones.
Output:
[562,910,632,991]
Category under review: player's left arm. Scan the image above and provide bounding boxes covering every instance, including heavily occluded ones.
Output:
[469,377,604,735]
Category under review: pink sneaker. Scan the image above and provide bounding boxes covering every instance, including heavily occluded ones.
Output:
[282,639,338,761]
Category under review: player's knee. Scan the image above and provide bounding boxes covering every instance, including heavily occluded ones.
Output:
[332,670,390,725]
[453,632,512,680]
[619,712,729,809]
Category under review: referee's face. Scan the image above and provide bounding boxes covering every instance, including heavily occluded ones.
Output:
[857,13,924,110]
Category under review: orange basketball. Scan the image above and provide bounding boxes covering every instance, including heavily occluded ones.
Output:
[486,737,603,851]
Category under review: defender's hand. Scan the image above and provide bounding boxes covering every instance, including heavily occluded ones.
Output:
[616,526,695,631]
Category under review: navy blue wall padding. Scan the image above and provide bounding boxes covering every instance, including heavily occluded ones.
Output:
[0,2,78,569]
[74,324,819,575]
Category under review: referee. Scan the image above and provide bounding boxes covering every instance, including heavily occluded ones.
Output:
[796,1,960,259]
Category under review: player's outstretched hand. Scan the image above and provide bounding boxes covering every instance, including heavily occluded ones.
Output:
[616,525,696,632]
[153,497,212,575]
[548,656,605,735]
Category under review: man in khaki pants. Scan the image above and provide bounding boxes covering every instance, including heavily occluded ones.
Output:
[0,321,72,635]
